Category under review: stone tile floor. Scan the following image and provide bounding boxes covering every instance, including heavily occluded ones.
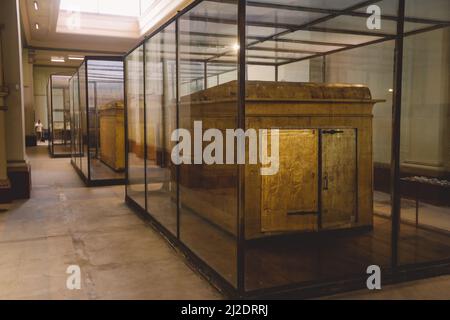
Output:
[0,146,221,300]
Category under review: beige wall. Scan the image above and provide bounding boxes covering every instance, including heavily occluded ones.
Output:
[401,28,450,174]
[326,41,395,166]
[32,66,75,130]
[22,48,34,136]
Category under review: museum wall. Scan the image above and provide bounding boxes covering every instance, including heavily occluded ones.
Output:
[401,28,450,177]
[278,60,310,83]
[33,66,76,129]
[325,41,395,167]
[248,65,275,81]
[22,48,34,137]
[324,29,450,178]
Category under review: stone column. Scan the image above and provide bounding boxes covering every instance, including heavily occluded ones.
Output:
[23,48,36,147]
[0,24,12,203]
[0,0,31,202]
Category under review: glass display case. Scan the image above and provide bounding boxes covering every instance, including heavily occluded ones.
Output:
[125,0,450,298]
[70,57,126,186]
[47,75,72,157]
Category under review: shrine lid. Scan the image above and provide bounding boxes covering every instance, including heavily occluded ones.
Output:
[181,80,379,103]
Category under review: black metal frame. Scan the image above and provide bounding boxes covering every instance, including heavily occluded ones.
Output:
[69,56,126,187]
[47,74,73,158]
[123,0,450,298]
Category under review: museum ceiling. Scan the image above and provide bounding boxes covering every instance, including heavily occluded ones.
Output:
[19,0,192,67]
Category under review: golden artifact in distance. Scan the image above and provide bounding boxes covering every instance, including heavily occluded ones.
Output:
[98,100,125,171]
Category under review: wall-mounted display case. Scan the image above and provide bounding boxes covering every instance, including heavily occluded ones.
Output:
[47,75,72,157]
[70,56,126,186]
[124,0,450,298]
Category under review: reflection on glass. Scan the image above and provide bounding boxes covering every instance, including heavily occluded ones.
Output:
[70,58,125,185]
[69,76,74,162]
[145,23,178,235]
[126,46,146,208]
[178,0,238,288]
[79,62,88,177]
[48,75,72,157]
[87,59,125,181]
[72,72,81,169]
[47,80,52,153]
[398,1,450,265]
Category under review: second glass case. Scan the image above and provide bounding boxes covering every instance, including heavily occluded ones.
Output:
[70,56,126,186]
[47,75,72,157]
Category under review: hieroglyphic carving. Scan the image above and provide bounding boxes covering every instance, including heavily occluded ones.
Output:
[261,129,318,232]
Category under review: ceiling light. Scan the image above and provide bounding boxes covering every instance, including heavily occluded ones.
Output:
[68,56,84,61]
[35,23,39,30]
[34,1,39,11]
[388,88,394,93]
[232,43,240,51]
[51,57,65,63]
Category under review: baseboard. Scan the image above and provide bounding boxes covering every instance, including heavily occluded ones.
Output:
[25,135,37,147]
[0,179,12,203]
[7,162,31,200]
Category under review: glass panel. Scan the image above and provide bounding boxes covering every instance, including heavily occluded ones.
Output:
[73,72,81,170]
[279,30,382,46]
[315,16,399,35]
[248,0,365,10]
[70,76,74,163]
[315,0,400,36]
[87,59,125,182]
[246,5,326,26]
[126,45,146,208]
[50,75,72,156]
[398,0,450,266]
[79,62,88,178]
[355,0,398,16]
[145,23,178,235]
[244,0,396,292]
[179,0,238,287]
[405,0,450,22]
[251,40,343,53]
[46,80,52,153]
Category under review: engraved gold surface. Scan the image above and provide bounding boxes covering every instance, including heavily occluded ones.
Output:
[261,130,318,233]
[99,101,125,171]
[182,80,373,102]
[321,129,357,229]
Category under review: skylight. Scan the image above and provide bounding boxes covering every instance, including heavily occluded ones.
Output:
[57,0,185,38]
[60,0,152,17]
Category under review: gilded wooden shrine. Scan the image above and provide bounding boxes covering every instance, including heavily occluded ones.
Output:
[180,81,383,239]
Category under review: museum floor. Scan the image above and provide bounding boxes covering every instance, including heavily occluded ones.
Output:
[0,145,448,300]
